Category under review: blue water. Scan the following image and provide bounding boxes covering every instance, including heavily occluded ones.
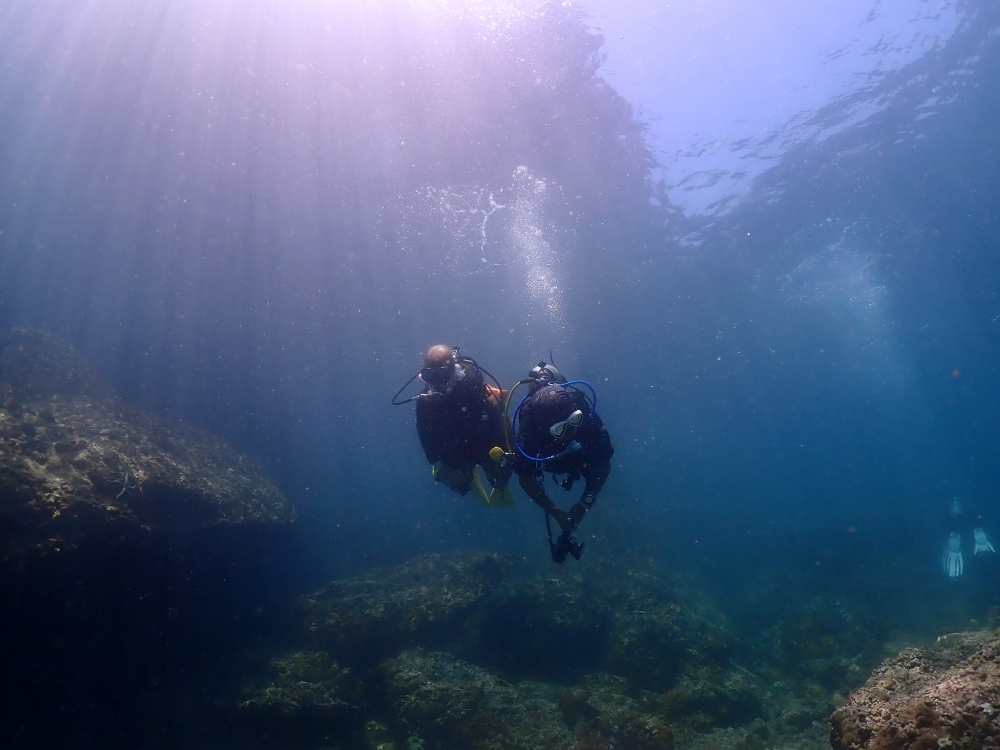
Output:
[2,0,1000,747]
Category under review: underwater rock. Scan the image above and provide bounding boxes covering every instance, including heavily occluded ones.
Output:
[0,329,299,748]
[478,571,612,682]
[303,551,511,666]
[601,565,734,694]
[657,665,764,729]
[571,672,676,750]
[232,650,365,748]
[830,630,1000,750]
[604,607,689,692]
[283,553,859,749]
[382,651,675,750]
[382,648,575,750]
[476,559,734,690]
[0,329,294,559]
[760,594,879,694]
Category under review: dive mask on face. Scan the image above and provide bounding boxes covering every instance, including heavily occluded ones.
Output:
[549,409,584,439]
[420,363,454,387]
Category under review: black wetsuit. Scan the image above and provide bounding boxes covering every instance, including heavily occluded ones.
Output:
[415,365,505,473]
[512,384,614,519]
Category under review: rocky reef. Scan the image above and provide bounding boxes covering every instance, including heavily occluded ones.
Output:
[830,629,1000,750]
[0,329,298,748]
[216,550,871,750]
[0,329,293,560]
[233,650,366,747]
[303,550,511,664]
[382,649,576,750]
[0,330,923,750]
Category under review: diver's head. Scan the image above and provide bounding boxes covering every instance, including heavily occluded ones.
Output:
[528,361,565,390]
[421,344,458,390]
[526,384,579,443]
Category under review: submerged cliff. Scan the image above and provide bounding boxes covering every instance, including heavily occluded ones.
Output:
[0,329,299,748]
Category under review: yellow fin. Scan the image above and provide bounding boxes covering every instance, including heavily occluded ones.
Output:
[470,465,492,507]
[487,486,515,508]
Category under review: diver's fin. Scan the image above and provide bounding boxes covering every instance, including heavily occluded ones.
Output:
[470,465,492,507]
[487,486,516,508]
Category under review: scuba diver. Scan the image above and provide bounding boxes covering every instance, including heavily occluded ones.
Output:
[506,360,614,563]
[942,496,994,578]
[392,344,514,507]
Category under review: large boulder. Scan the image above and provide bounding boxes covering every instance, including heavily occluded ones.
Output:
[381,650,674,750]
[477,571,613,682]
[302,551,511,666]
[830,630,1000,750]
[382,649,575,750]
[227,651,366,749]
[473,558,736,691]
[0,329,298,748]
[600,565,733,694]
[0,329,294,560]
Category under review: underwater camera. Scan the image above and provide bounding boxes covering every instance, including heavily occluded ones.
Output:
[551,531,584,564]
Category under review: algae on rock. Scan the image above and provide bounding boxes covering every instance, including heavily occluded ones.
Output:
[830,630,1000,750]
[0,329,294,560]
[303,551,511,664]
[234,650,365,749]
[382,649,574,750]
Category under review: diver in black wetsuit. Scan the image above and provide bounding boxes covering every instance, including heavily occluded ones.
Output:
[393,344,513,506]
[508,362,614,563]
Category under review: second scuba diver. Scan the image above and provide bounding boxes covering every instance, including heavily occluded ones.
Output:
[393,344,514,506]
[942,496,994,578]
[508,361,614,563]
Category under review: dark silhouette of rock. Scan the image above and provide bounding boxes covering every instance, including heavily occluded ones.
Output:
[0,329,298,749]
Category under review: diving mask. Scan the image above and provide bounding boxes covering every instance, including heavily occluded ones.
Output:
[550,409,584,439]
[420,362,459,387]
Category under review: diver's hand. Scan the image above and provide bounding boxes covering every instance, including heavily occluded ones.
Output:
[943,533,964,577]
[548,505,575,532]
[974,527,995,554]
[568,502,587,530]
